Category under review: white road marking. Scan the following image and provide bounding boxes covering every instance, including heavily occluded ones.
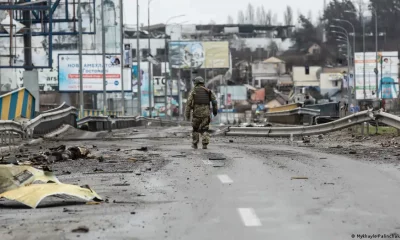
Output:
[217,174,233,184]
[237,208,262,227]
[202,160,213,165]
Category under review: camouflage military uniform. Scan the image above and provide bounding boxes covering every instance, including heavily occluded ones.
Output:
[185,84,218,149]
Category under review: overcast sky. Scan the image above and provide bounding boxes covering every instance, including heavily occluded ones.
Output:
[123,0,324,26]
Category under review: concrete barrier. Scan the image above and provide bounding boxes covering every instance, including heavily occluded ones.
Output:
[0,88,35,120]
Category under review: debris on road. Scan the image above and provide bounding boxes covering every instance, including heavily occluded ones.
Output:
[71,226,89,233]
[112,183,130,187]
[0,165,60,194]
[0,183,102,208]
[209,157,226,161]
[68,146,91,160]
[63,208,82,213]
[17,145,95,165]
[171,155,186,158]
[324,182,335,185]
[291,177,309,180]
[229,140,234,143]
[330,145,344,149]
[349,150,357,154]
[302,136,311,143]
[136,147,148,152]
[83,170,134,175]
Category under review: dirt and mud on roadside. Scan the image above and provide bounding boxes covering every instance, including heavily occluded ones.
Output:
[218,126,400,165]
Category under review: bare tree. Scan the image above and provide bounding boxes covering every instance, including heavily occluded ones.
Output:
[272,13,278,25]
[353,0,366,23]
[227,15,234,24]
[307,10,313,22]
[266,10,272,25]
[237,10,245,24]
[246,3,255,24]
[256,6,262,24]
[267,41,279,57]
[284,5,293,36]
[260,6,267,25]
[284,6,293,26]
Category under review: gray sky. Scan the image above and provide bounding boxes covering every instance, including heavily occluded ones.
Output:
[123,0,323,26]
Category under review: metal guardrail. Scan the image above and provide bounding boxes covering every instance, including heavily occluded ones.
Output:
[0,121,24,144]
[375,111,400,129]
[226,110,375,137]
[24,106,78,137]
[77,115,190,131]
[265,108,321,125]
[265,108,321,117]
[41,102,69,114]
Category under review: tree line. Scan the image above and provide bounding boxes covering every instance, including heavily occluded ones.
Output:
[227,4,293,27]
[227,0,400,65]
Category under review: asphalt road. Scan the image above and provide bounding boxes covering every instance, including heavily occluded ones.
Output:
[1,127,400,240]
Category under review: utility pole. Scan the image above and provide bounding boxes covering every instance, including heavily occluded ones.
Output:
[148,0,152,117]
[78,0,84,117]
[362,16,366,99]
[101,0,107,114]
[137,0,141,115]
[119,0,125,115]
[164,37,168,118]
[374,9,379,99]
[178,37,182,119]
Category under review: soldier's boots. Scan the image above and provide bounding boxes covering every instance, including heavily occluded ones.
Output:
[192,144,198,149]
[202,145,207,149]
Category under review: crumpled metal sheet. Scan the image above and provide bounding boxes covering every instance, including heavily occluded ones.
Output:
[0,165,60,194]
[0,183,103,208]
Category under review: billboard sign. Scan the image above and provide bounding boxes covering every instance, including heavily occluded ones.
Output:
[354,51,399,99]
[58,54,131,92]
[152,76,186,117]
[168,41,230,69]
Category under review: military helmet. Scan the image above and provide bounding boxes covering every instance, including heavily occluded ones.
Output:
[193,76,205,85]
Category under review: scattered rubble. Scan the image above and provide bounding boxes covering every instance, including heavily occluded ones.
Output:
[302,136,311,144]
[71,226,90,233]
[136,147,148,152]
[291,177,309,180]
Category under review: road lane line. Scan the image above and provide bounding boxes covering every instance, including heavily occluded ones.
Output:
[202,160,213,165]
[217,174,233,184]
[237,208,262,227]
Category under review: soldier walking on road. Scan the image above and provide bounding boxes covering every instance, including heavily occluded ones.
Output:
[185,76,218,149]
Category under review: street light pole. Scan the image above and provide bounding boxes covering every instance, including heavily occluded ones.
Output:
[148,0,153,117]
[336,37,351,100]
[333,18,356,104]
[137,0,141,115]
[119,0,125,115]
[101,0,107,114]
[362,16,366,99]
[78,0,84,118]
[373,8,379,98]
